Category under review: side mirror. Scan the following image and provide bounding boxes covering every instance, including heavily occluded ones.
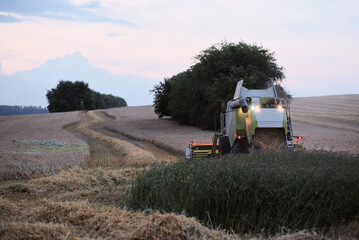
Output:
[220,103,227,113]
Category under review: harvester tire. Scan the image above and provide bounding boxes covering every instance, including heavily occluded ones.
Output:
[231,138,249,154]
[219,136,230,157]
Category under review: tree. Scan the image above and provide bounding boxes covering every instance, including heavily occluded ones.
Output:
[152,41,290,130]
[46,80,95,112]
[93,91,127,109]
[151,75,180,117]
[46,80,127,112]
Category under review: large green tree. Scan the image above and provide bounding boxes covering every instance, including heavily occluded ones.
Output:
[152,41,288,130]
[46,80,127,112]
[47,80,95,112]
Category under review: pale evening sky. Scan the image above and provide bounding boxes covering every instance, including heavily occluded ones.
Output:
[0,0,358,106]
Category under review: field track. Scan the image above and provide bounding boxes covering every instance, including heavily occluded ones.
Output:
[64,110,177,168]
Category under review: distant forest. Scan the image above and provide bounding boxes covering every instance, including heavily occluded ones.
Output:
[0,105,49,116]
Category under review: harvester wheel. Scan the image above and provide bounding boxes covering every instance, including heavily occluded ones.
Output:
[219,136,230,157]
[231,138,249,154]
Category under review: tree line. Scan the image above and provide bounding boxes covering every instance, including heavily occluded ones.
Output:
[152,41,291,130]
[46,80,127,112]
[0,105,49,116]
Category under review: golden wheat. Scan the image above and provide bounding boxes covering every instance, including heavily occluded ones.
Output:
[0,197,240,240]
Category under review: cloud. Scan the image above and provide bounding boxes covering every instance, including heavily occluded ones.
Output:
[0,0,135,26]
[107,33,126,37]
[0,13,22,23]
[69,0,99,8]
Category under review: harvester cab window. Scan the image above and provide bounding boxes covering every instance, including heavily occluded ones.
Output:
[259,97,279,108]
[251,98,261,111]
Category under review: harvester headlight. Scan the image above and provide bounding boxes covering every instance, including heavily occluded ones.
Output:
[277,105,283,112]
[251,105,260,112]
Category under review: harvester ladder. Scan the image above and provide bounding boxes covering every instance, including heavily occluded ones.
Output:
[285,100,294,149]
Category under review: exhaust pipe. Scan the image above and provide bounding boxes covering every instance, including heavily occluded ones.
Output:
[230,98,248,113]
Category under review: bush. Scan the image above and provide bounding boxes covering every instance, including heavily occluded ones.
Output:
[128,151,359,235]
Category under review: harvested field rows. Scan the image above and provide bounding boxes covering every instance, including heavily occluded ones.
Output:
[0,111,88,181]
[104,94,359,155]
[290,94,359,153]
[74,111,157,168]
[290,94,359,133]
[0,94,358,239]
[104,106,214,156]
[65,110,176,168]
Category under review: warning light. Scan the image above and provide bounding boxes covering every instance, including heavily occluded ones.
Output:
[235,134,241,140]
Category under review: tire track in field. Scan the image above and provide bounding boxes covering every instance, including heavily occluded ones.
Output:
[64,110,176,168]
[92,111,177,162]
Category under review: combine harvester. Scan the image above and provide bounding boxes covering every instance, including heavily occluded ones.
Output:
[186,80,305,159]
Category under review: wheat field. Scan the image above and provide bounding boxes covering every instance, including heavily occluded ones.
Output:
[0,111,88,181]
[290,94,359,153]
[0,94,358,239]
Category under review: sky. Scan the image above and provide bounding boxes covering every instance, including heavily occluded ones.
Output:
[0,0,358,106]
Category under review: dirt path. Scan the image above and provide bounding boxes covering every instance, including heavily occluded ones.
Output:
[64,110,177,168]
